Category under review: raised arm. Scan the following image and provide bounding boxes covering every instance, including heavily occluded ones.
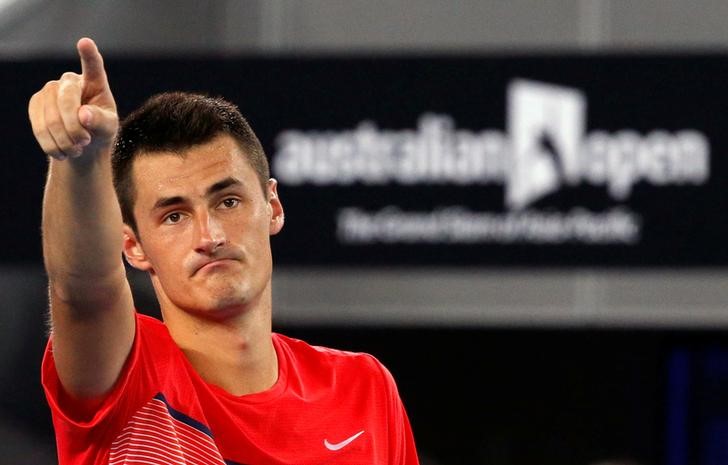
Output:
[29,38,135,400]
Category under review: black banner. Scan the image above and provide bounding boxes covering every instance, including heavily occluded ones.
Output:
[4,55,727,266]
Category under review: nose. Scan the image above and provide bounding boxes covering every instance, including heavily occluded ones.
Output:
[194,211,226,254]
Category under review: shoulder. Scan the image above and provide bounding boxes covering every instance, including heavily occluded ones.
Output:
[137,312,166,331]
[131,313,186,373]
[274,333,382,366]
[41,312,179,429]
[273,333,394,387]
[136,313,175,346]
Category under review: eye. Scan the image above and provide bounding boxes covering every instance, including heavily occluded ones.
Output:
[220,198,240,209]
[163,212,184,224]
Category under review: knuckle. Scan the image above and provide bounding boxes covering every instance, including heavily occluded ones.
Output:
[58,78,80,97]
[29,89,47,112]
[28,102,39,121]
[31,125,44,139]
[60,71,79,81]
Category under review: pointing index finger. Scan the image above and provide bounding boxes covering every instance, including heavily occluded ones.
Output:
[77,38,107,86]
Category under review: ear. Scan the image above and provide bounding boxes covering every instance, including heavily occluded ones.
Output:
[267,178,285,236]
[123,225,154,272]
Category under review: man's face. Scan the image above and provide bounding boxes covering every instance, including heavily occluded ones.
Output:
[124,134,283,319]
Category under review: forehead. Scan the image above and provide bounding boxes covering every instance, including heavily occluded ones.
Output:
[131,135,257,202]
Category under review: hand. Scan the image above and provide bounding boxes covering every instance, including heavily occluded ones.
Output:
[28,38,118,161]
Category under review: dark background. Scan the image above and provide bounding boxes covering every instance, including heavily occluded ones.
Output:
[4,55,728,266]
[3,55,728,465]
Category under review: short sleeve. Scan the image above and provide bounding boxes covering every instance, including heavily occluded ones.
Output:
[373,360,420,465]
[41,313,160,463]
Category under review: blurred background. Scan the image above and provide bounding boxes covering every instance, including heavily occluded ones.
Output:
[3,1,728,464]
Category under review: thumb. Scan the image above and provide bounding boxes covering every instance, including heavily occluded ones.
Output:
[78,104,118,140]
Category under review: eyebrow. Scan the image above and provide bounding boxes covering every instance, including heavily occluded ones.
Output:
[152,177,243,211]
[153,195,185,211]
[205,177,242,197]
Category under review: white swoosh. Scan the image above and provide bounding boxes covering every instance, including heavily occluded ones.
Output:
[324,430,365,451]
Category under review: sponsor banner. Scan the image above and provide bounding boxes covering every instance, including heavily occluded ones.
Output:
[5,56,727,265]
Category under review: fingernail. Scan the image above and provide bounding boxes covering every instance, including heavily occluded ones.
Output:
[78,137,91,147]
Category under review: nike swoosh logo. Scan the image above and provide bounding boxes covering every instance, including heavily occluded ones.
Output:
[324,430,365,451]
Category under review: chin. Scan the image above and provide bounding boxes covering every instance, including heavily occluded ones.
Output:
[204,288,256,314]
[186,299,245,321]
[168,278,266,318]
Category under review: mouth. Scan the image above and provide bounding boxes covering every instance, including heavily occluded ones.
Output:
[193,258,239,275]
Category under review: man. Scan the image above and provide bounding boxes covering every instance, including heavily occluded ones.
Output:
[29,37,418,465]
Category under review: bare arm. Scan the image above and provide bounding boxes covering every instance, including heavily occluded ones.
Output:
[29,38,135,400]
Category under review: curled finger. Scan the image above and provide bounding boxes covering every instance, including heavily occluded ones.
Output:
[29,88,67,160]
[43,81,83,158]
[57,72,90,147]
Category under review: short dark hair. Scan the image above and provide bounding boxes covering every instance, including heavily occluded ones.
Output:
[111,92,269,233]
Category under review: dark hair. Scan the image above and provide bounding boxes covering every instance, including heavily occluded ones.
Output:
[111,91,269,233]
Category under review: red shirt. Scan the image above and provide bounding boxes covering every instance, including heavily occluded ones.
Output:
[42,313,419,465]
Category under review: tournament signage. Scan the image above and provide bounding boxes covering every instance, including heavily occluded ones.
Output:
[259,57,722,267]
[273,80,709,248]
[5,55,726,266]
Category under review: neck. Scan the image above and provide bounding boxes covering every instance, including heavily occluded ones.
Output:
[157,283,278,396]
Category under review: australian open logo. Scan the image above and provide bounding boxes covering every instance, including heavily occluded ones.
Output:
[506,80,708,210]
[272,80,710,245]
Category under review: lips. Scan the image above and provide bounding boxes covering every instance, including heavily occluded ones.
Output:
[192,257,240,276]
[201,258,233,269]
